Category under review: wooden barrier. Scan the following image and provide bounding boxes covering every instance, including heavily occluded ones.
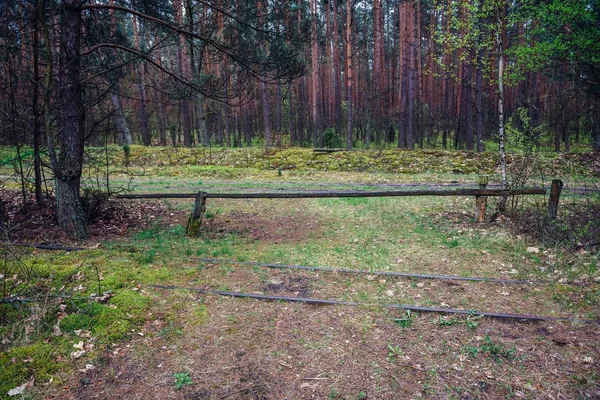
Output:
[115,180,555,235]
[116,188,546,199]
[186,191,206,236]
[548,179,563,220]
[474,176,489,223]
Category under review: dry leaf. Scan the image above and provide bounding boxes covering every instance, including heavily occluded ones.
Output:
[70,350,86,359]
[7,379,33,397]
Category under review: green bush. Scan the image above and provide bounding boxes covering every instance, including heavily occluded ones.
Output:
[322,128,343,149]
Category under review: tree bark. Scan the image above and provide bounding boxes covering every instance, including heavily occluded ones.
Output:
[155,35,168,146]
[496,28,508,212]
[136,73,151,145]
[465,62,474,150]
[197,95,209,146]
[32,8,43,204]
[332,1,342,135]
[592,105,600,152]
[109,84,133,146]
[261,81,272,147]
[345,0,353,150]
[427,7,435,147]
[475,46,485,152]
[407,2,416,148]
[55,0,87,239]
[373,0,383,140]
[289,81,296,144]
[311,0,320,147]
[276,80,282,140]
[132,17,151,146]
[174,0,192,147]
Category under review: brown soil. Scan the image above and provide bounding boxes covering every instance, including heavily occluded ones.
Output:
[57,295,600,400]
[206,211,324,244]
[0,190,185,245]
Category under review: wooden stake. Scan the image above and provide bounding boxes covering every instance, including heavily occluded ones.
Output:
[474,175,488,223]
[548,179,563,220]
[186,191,207,236]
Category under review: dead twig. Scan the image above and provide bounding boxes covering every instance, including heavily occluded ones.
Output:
[277,360,293,369]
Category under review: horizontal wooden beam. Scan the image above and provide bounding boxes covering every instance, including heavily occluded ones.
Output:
[115,188,546,200]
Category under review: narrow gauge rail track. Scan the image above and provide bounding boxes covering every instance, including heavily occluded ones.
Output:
[197,258,545,285]
[151,284,600,324]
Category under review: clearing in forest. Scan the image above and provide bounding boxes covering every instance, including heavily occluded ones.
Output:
[1,165,599,399]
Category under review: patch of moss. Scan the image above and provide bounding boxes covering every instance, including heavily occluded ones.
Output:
[91,305,130,342]
[111,290,149,320]
[93,318,132,343]
[189,304,209,326]
[59,313,94,333]
[135,267,177,283]
[84,144,597,178]
[0,304,25,325]
[97,272,130,291]
[0,343,59,396]
[59,298,143,343]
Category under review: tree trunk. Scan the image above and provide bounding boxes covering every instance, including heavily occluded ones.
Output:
[223,88,231,147]
[427,8,435,147]
[136,68,151,145]
[398,1,408,148]
[373,0,383,140]
[158,97,168,146]
[497,30,508,212]
[132,17,151,146]
[592,112,600,152]
[215,107,223,145]
[465,63,474,151]
[174,0,192,147]
[261,81,272,147]
[332,1,342,135]
[110,87,133,146]
[197,95,209,146]
[407,3,416,149]
[345,0,353,150]
[298,78,306,145]
[32,11,43,204]
[276,80,282,139]
[243,103,251,146]
[311,0,320,148]
[55,0,87,239]
[289,81,296,144]
[475,48,485,152]
[155,35,168,146]
[563,105,570,152]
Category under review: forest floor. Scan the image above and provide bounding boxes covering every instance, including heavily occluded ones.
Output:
[1,154,599,400]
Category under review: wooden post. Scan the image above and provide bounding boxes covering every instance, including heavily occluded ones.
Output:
[474,175,488,223]
[548,179,563,220]
[186,191,207,236]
